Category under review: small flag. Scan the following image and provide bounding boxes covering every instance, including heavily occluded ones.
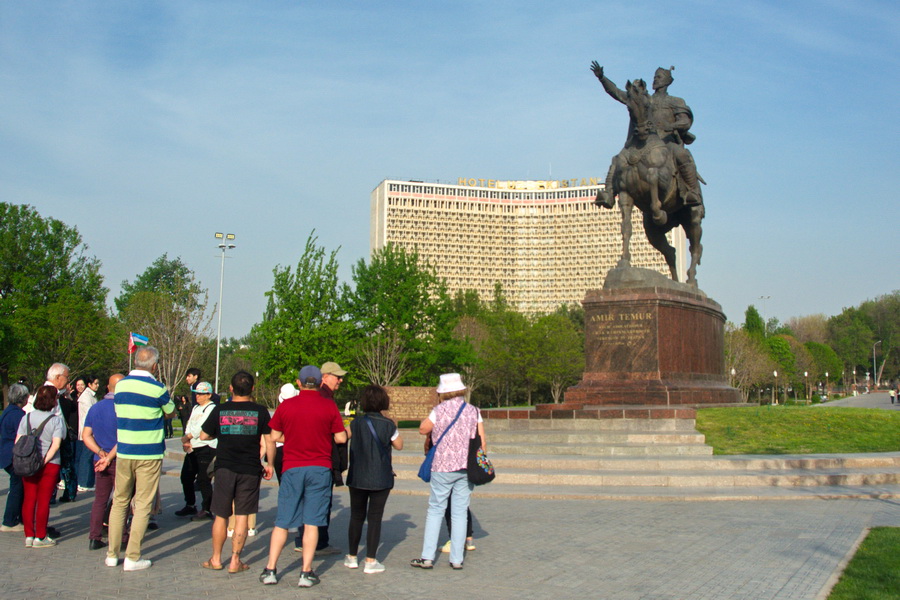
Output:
[128,332,149,354]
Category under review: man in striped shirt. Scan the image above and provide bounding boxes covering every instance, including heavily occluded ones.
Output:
[105,346,175,572]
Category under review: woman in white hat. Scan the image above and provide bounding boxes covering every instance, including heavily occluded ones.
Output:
[410,373,484,571]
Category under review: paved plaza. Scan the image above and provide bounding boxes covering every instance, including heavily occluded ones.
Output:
[2,466,899,600]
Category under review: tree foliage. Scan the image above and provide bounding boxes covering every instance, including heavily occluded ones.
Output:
[117,258,213,393]
[348,243,463,386]
[250,233,352,385]
[0,203,114,391]
[724,324,774,401]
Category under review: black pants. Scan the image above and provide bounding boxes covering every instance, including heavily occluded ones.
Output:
[445,502,474,538]
[180,446,216,512]
[348,487,391,558]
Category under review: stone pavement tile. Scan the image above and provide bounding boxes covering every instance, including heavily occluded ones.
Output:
[1,472,900,599]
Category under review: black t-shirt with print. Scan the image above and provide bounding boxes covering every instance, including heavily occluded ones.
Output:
[202,400,271,476]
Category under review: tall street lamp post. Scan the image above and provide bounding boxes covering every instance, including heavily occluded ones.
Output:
[773,370,778,405]
[873,340,882,388]
[214,232,236,395]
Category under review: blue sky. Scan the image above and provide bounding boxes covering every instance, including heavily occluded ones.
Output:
[2,1,898,338]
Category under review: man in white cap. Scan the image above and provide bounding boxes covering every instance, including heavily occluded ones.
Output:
[174,382,217,520]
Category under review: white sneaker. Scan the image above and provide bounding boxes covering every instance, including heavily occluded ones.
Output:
[0,523,24,532]
[31,537,57,548]
[226,529,234,538]
[25,537,34,548]
[248,528,258,537]
[441,540,451,553]
[57,481,65,490]
[123,557,152,571]
[363,560,385,574]
[343,555,358,569]
[105,557,119,567]
[77,486,95,492]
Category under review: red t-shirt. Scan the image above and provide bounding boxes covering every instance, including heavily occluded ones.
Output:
[269,389,344,471]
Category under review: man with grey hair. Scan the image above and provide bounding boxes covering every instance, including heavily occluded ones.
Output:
[28,363,78,504]
[105,346,175,572]
[0,383,30,531]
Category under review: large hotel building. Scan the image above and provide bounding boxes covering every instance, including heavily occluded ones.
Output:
[370,178,685,314]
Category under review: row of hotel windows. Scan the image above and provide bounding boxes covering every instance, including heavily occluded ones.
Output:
[386,183,601,201]
[385,196,600,210]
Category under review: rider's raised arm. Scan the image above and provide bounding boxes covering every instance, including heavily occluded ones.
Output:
[591,61,627,105]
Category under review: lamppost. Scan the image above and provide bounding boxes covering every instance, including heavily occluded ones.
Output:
[214,232,236,395]
[758,295,771,337]
[804,371,809,404]
[773,370,778,405]
[873,340,882,388]
[824,371,829,399]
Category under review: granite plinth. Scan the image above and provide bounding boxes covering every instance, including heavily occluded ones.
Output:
[556,278,742,416]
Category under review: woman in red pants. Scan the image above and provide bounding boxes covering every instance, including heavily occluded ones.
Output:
[17,385,65,548]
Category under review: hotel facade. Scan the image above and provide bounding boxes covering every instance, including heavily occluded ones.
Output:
[370,178,685,314]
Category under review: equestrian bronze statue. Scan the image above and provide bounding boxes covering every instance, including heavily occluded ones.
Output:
[591,61,705,286]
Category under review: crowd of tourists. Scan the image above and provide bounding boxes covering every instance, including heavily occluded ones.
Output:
[0,347,486,589]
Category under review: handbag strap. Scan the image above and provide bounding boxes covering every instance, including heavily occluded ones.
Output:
[431,401,467,450]
[363,414,391,463]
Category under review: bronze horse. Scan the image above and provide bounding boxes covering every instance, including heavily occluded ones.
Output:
[607,78,704,286]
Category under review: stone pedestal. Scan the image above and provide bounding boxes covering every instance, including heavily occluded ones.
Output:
[541,268,742,418]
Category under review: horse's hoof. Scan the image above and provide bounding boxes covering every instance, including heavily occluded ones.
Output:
[653,213,668,226]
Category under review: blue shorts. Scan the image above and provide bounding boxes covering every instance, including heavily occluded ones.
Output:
[274,466,332,529]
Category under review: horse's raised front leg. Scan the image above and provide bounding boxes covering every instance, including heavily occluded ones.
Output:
[647,168,667,226]
[617,192,633,268]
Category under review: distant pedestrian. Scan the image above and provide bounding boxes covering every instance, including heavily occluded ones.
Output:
[890,388,896,404]
[76,374,100,491]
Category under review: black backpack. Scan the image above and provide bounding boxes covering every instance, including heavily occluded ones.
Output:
[12,414,54,477]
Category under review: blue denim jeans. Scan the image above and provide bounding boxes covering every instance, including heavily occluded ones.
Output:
[421,471,473,565]
[3,465,24,527]
[75,441,96,489]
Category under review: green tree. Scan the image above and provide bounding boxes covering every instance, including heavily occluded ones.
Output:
[115,254,203,312]
[348,243,462,386]
[725,324,774,402]
[0,203,113,394]
[828,307,874,380]
[804,341,842,384]
[858,291,900,382]
[117,257,213,393]
[250,232,352,386]
[530,313,584,403]
[743,305,765,338]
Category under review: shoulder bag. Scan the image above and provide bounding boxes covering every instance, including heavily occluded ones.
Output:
[418,402,466,483]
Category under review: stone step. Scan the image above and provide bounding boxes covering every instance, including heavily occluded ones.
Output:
[389,452,900,472]
[484,418,700,432]
[484,442,713,456]
[483,406,698,420]
[384,479,900,501]
[486,431,708,445]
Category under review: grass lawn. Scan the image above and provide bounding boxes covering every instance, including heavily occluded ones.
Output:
[695,406,900,455]
[828,527,900,600]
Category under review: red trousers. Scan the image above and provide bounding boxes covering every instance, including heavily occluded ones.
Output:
[22,462,61,539]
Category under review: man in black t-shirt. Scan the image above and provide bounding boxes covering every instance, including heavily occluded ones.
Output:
[200,371,275,573]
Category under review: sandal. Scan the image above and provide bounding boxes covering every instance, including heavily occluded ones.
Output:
[201,559,224,570]
[228,561,250,574]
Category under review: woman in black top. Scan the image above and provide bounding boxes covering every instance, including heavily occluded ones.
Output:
[344,385,403,574]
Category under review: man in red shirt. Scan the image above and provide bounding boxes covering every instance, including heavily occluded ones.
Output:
[258,366,347,588]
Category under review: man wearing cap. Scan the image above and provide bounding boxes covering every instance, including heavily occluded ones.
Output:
[294,361,348,555]
[259,366,347,588]
[174,382,218,520]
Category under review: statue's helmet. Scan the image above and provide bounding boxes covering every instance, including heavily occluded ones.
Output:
[653,66,674,89]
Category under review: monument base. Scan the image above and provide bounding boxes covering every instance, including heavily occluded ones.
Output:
[542,268,742,418]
